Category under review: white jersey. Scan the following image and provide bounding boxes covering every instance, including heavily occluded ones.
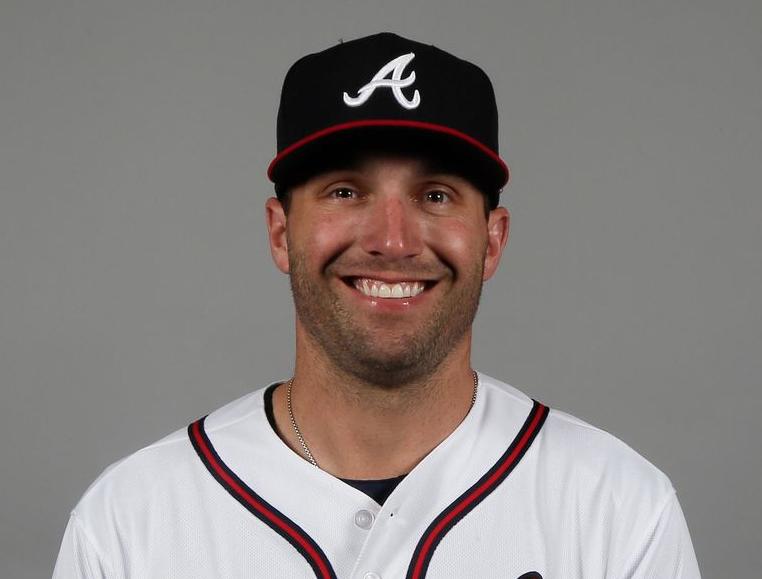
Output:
[53,372,700,578]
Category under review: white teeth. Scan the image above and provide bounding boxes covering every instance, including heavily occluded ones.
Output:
[352,278,427,299]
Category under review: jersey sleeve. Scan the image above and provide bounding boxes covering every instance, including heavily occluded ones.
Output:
[52,512,111,579]
[618,490,701,579]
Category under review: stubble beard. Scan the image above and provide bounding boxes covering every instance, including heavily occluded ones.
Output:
[287,246,486,389]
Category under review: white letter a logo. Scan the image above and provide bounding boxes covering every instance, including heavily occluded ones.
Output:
[343,53,421,110]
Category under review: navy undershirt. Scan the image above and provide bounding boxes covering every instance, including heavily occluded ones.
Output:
[264,384,406,505]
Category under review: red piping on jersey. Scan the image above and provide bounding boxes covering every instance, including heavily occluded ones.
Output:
[189,420,334,579]
[408,401,549,579]
[267,119,510,185]
[189,397,547,579]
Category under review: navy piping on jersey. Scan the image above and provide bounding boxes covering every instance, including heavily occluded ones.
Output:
[405,399,550,579]
[188,416,338,579]
[188,393,549,579]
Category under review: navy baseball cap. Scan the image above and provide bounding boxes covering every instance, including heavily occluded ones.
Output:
[268,32,509,208]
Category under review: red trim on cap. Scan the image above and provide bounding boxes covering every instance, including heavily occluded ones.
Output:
[267,119,510,185]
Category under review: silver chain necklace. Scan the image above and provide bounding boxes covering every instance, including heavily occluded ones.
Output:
[286,370,479,468]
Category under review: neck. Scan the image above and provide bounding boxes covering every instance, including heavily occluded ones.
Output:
[271,325,478,480]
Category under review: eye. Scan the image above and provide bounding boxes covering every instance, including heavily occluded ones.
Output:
[424,189,450,204]
[329,187,358,200]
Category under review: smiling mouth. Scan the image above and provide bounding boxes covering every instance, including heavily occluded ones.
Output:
[343,277,436,299]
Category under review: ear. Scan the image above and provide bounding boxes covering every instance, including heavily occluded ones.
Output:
[265,196,290,274]
[482,206,510,281]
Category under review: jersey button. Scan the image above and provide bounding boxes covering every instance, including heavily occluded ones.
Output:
[363,573,381,579]
[354,509,375,530]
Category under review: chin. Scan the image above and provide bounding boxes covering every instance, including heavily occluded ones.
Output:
[334,345,444,388]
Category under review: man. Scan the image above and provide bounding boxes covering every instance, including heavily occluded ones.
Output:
[53,33,701,578]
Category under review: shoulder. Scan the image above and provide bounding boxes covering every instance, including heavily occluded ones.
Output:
[70,384,275,529]
[545,405,674,501]
[482,374,676,508]
[477,375,699,576]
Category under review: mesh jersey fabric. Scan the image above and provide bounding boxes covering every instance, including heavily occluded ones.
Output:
[52,372,701,578]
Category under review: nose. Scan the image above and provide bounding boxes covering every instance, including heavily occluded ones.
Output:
[359,194,424,259]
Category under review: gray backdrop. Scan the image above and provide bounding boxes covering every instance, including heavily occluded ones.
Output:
[1,0,759,577]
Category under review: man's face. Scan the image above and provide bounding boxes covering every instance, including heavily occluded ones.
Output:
[266,154,510,387]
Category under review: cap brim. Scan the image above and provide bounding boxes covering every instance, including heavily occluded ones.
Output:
[267,120,509,204]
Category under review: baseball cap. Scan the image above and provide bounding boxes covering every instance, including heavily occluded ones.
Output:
[268,32,509,209]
